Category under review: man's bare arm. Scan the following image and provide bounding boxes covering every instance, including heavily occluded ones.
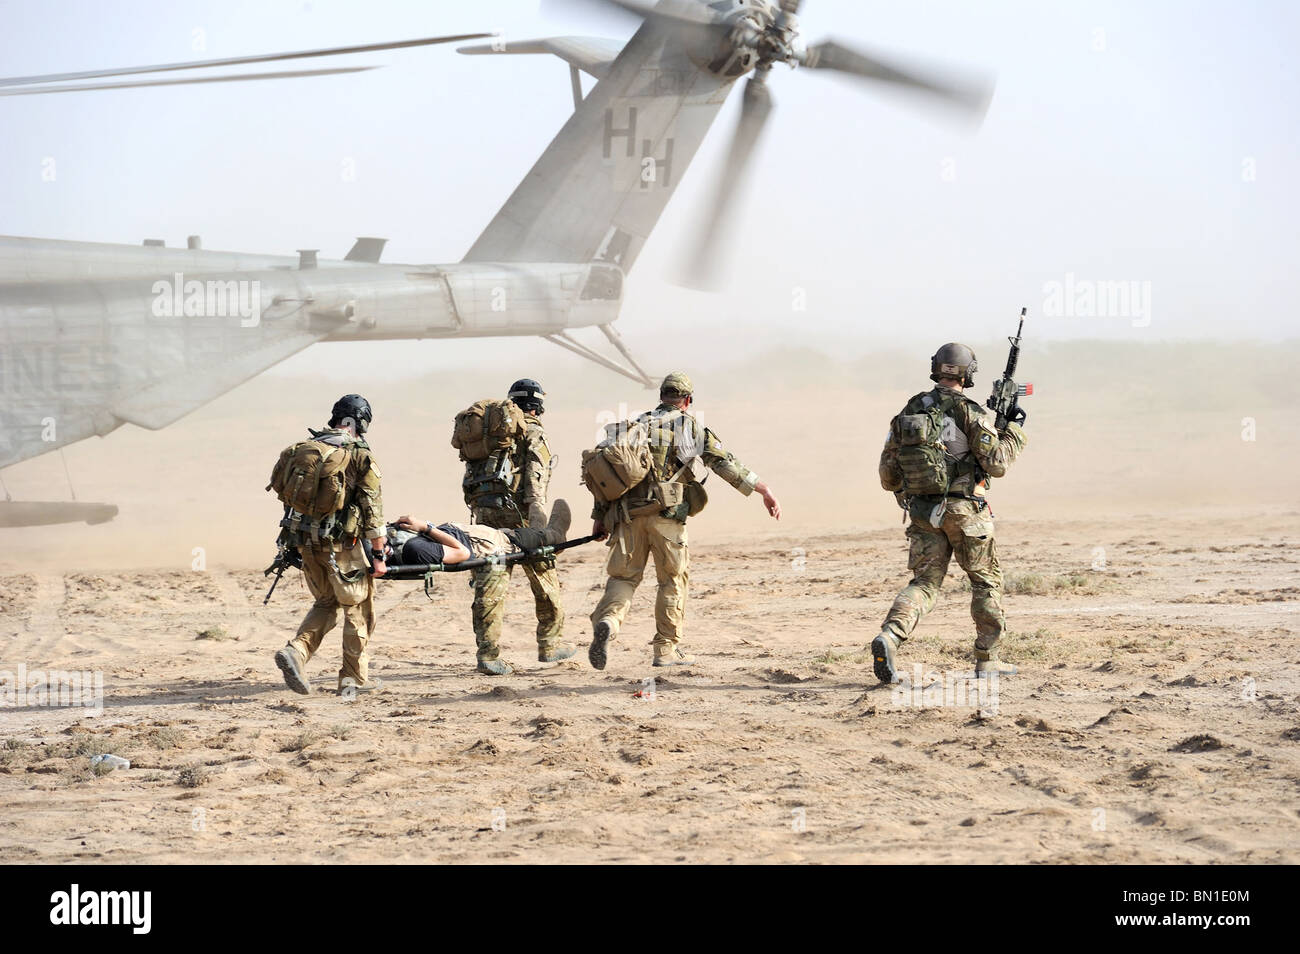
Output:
[394,515,472,564]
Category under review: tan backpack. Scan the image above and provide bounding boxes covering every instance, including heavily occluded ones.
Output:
[267,438,352,517]
[451,399,527,462]
[580,419,654,505]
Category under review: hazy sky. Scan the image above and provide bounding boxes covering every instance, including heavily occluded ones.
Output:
[3,0,1297,376]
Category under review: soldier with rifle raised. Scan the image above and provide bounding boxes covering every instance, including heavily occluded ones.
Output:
[871,312,1031,683]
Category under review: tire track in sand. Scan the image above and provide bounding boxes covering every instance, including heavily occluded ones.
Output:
[9,574,68,664]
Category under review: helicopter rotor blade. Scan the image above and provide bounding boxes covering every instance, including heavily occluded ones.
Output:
[682,72,775,290]
[801,38,994,121]
[0,32,495,90]
[0,66,376,97]
[544,0,724,28]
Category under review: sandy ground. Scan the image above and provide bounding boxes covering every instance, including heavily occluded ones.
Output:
[1,344,1298,863]
[1,507,1297,864]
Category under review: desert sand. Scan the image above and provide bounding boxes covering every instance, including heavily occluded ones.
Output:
[1,341,1297,863]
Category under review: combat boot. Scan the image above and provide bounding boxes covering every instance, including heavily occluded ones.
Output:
[588,618,616,670]
[974,654,1017,677]
[339,676,385,694]
[653,648,696,667]
[542,498,571,546]
[539,643,579,663]
[274,647,311,695]
[870,632,900,685]
[527,502,548,529]
[476,658,513,676]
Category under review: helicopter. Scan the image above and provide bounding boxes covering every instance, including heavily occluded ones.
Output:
[0,0,992,526]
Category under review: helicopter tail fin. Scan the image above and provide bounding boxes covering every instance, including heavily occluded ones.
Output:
[459,22,733,273]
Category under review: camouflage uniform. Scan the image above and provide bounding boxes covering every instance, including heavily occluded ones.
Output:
[878,386,1027,660]
[464,416,562,664]
[281,428,385,689]
[591,402,759,658]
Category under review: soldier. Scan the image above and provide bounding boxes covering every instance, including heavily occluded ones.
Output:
[872,344,1028,683]
[462,379,575,676]
[588,371,781,669]
[273,394,387,696]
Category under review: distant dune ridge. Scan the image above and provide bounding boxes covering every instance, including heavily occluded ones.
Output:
[1,338,1293,570]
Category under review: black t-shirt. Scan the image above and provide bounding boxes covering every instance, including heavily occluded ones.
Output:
[401,523,473,565]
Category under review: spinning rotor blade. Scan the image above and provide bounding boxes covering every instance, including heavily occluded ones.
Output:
[0,66,375,97]
[801,39,994,120]
[0,32,494,90]
[683,73,774,290]
[545,0,724,28]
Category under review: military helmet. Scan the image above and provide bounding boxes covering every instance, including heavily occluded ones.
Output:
[330,393,373,434]
[929,343,978,387]
[659,371,694,400]
[508,378,546,414]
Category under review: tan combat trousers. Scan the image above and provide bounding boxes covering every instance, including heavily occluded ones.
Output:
[590,513,689,656]
[285,541,375,688]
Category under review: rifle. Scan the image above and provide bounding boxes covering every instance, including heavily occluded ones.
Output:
[380,534,597,581]
[262,543,303,605]
[987,307,1033,431]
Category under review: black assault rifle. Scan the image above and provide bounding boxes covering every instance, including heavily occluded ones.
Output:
[262,543,303,605]
[987,307,1033,431]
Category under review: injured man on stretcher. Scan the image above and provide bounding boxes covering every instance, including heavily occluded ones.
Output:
[386,499,572,566]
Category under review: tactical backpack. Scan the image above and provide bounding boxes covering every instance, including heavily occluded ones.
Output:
[267,437,353,517]
[581,419,654,505]
[890,395,954,497]
[451,399,527,462]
